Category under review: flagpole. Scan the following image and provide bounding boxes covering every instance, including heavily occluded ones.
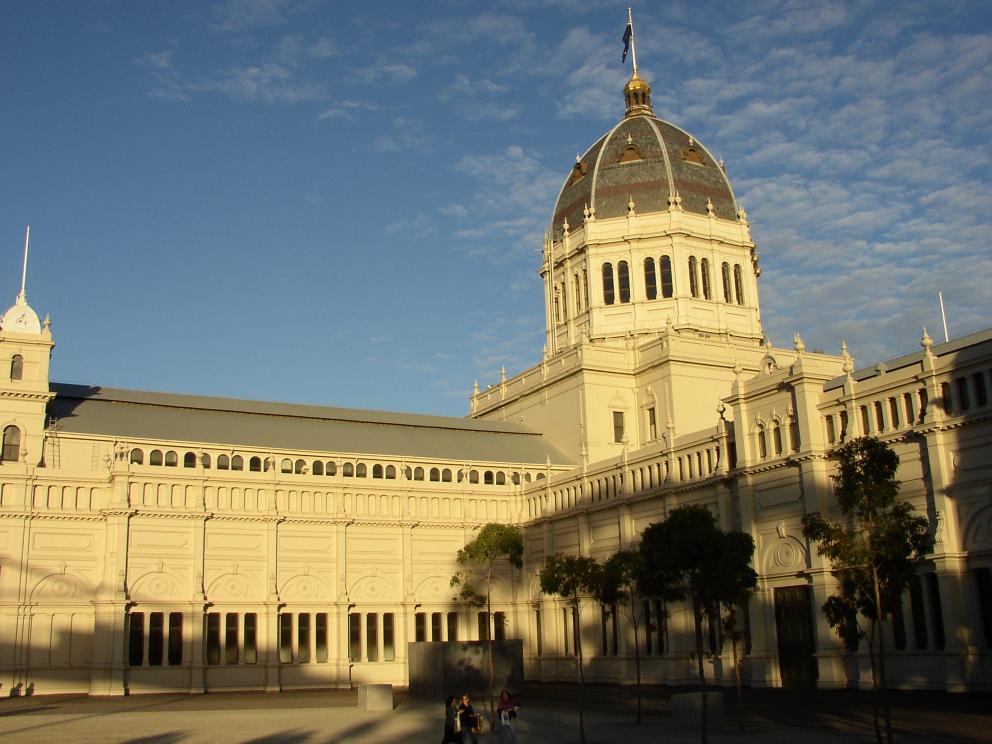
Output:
[628,7,638,75]
[938,291,949,342]
[19,225,30,302]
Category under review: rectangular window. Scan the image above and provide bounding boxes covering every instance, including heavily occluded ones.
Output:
[447,612,458,641]
[974,373,989,406]
[207,612,221,665]
[128,612,145,666]
[431,612,442,642]
[889,398,900,429]
[860,405,871,434]
[535,609,543,657]
[279,613,292,663]
[839,410,848,440]
[366,613,378,662]
[940,381,952,414]
[478,611,490,642]
[904,392,915,425]
[825,415,836,444]
[927,573,945,650]
[909,575,927,650]
[643,600,653,655]
[494,611,506,641]
[168,612,183,666]
[918,387,928,419]
[244,613,257,664]
[297,613,311,663]
[316,613,328,663]
[148,612,164,666]
[383,613,395,661]
[647,407,657,440]
[956,377,970,410]
[349,613,361,662]
[613,411,625,443]
[600,605,609,656]
[892,600,906,650]
[225,613,239,665]
[415,612,426,642]
[562,608,570,656]
[974,568,992,647]
[874,401,885,432]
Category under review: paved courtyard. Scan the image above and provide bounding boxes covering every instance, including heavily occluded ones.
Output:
[0,685,988,743]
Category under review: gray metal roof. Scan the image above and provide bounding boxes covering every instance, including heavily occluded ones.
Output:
[47,383,574,465]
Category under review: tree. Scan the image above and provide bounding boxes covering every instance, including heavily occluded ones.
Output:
[450,523,524,720]
[539,552,602,744]
[802,436,933,744]
[639,505,757,744]
[595,549,651,724]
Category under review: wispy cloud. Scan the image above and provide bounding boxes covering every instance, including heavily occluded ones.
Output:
[211,0,294,33]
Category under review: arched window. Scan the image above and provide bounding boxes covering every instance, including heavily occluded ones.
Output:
[343,463,354,477]
[264,457,274,472]
[202,453,211,469]
[469,470,479,484]
[441,468,452,482]
[772,422,783,456]
[249,456,262,472]
[313,460,324,476]
[582,269,589,308]
[325,461,336,476]
[414,467,425,481]
[150,450,163,466]
[372,464,384,478]
[733,264,744,305]
[559,282,568,318]
[294,459,305,474]
[617,261,630,303]
[1,425,20,462]
[217,454,230,470]
[602,263,615,305]
[356,463,367,478]
[129,448,143,465]
[231,455,243,471]
[757,425,767,459]
[385,465,396,479]
[660,255,674,298]
[574,273,582,312]
[484,470,494,485]
[700,258,711,300]
[721,262,732,303]
[644,258,657,300]
[429,467,440,482]
[10,355,23,381]
[281,459,292,473]
[512,472,520,485]
[496,471,506,485]
[183,451,197,468]
[164,451,178,467]
[688,256,699,298]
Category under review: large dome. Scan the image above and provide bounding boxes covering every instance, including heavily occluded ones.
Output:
[552,82,739,229]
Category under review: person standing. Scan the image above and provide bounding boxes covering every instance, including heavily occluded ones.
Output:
[441,694,463,744]
[496,689,520,744]
[458,693,480,744]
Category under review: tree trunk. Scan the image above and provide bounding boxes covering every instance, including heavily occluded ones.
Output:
[693,596,708,744]
[867,618,881,744]
[729,606,744,733]
[630,596,642,724]
[872,567,893,744]
[486,565,495,724]
[575,602,586,744]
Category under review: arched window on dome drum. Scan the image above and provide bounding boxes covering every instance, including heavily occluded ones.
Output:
[294,459,305,474]
[617,261,630,303]
[312,460,324,476]
[756,425,767,460]
[130,448,143,465]
[430,467,440,482]
[560,282,568,318]
[183,451,197,468]
[2,425,20,463]
[249,456,262,472]
[150,450,163,466]
[721,263,732,303]
[700,258,712,300]
[574,274,582,312]
[582,269,589,308]
[217,454,230,470]
[688,256,699,298]
[660,256,674,298]
[602,263,615,305]
[231,455,243,471]
[10,355,23,380]
[164,451,178,467]
[733,264,744,305]
[644,258,657,300]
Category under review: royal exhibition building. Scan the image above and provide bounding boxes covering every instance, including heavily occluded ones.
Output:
[1,66,990,699]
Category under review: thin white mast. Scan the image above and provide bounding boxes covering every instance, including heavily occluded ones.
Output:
[938,291,949,343]
[627,7,638,75]
[19,225,30,302]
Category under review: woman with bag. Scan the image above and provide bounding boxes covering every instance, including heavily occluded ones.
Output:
[441,694,463,744]
[496,689,520,744]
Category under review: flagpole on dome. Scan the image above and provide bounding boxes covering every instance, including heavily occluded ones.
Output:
[627,7,638,75]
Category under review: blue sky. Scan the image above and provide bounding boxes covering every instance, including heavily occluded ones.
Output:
[2,0,990,416]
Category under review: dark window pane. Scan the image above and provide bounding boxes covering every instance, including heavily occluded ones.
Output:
[617,261,630,303]
[660,256,673,298]
[207,612,221,665]
[975,568,992,647]
[415,612,426,642]
[644,258,657,300]
[688,256,698,297]
[128,612,145,666]
[494,611,506,641]
[447,612,458,641]
[298,613,311,663]
[279,613,293,663]
[602,263,615,305]
[535,609,543,657]
[2,426,20,463]
[168,612,183,665]
[226,613,239,665]
[479,612,490,642]
[244,613,257,664]
[148,612,164,666]
[927,573,945,650]
[366,613,378,662]
[909,575,928,650]
[383,613,395,662]
[349,613,362,661]
[316,613,328,663]
[431,612,442,642]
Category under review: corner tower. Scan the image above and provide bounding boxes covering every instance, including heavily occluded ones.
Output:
[0,227,55,469]
[542,68,763,356]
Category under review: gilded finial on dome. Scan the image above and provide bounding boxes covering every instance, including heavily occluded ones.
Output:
[622,8,653,117]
